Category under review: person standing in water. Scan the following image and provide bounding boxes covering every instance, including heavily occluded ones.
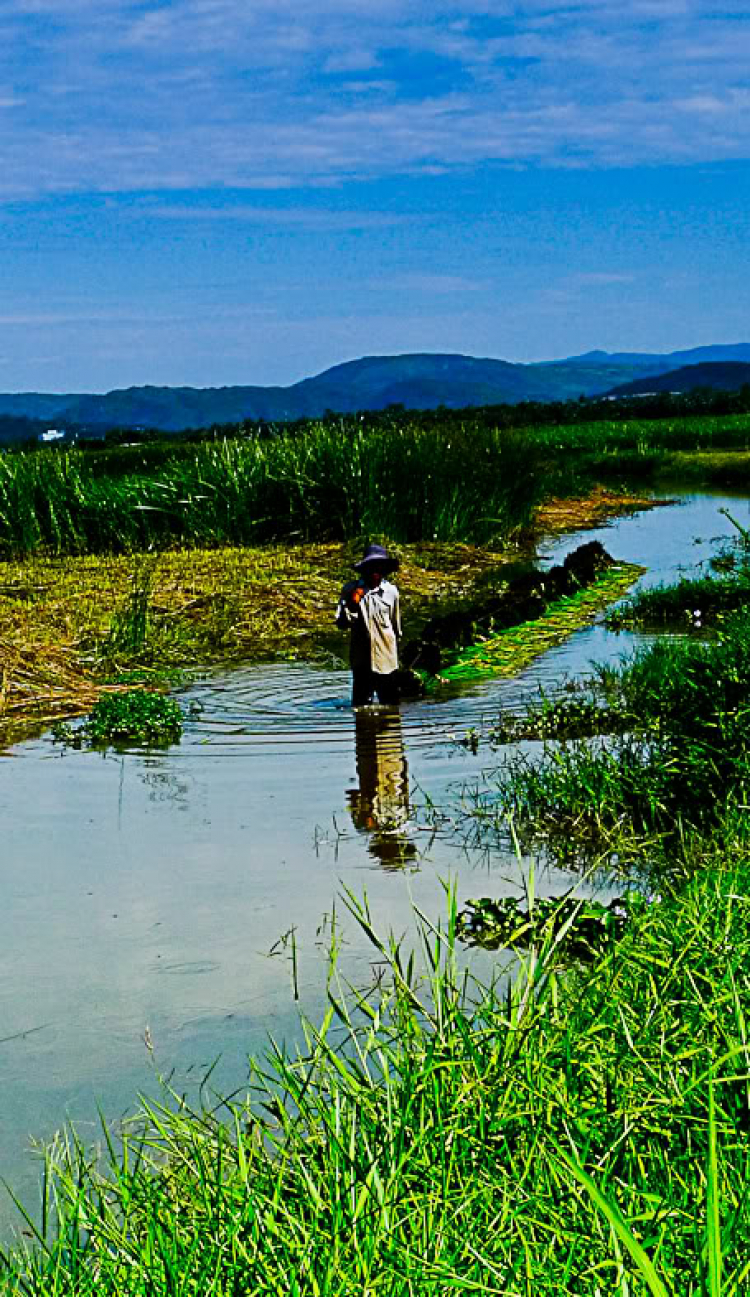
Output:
[336,543,401,706]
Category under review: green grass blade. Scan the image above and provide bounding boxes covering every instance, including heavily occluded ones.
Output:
[556,1149,673,1297]
[707,1078,722,1297]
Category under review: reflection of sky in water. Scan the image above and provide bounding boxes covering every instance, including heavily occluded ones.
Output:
[1,490,748,1227]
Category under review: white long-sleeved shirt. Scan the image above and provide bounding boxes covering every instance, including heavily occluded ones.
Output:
[336,579,401,674]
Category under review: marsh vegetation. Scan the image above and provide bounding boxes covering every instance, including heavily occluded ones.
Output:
[0,423,544,558]
[474,605,750,863]
[0,412,657,744]
[4,403,750,563]
[4,413,750,1292]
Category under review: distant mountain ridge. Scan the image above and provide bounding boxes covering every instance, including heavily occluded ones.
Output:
[2,344,750,434]
[607,361,750,398]
[559,344,750,368]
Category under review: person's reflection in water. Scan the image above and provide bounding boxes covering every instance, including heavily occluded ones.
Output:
[346,708,418,870]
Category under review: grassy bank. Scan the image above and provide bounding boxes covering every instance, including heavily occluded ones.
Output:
[530,410,750,456]
[468,557,750,867]
[3,848,750,1293]
[525,414,750,493]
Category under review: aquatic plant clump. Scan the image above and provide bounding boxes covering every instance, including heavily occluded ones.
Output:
[52,689,183,748]
[607,570,750,630]
[456,892,636,957]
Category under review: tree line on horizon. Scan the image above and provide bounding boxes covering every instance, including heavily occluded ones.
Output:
[3,378,750,453]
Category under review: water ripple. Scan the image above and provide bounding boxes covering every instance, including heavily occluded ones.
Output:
[177,652,594,755]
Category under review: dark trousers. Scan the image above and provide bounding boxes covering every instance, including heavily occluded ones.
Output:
[352,668,400,707]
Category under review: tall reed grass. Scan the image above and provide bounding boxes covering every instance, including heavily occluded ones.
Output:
[2,869,750,1294]
[7,409,749,558]
[0,423,543,557]
[527,412,750,493]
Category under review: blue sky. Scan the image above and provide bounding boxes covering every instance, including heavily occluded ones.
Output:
[2,0,750,390]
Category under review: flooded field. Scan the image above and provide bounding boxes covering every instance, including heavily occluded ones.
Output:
[1,489,748,1225]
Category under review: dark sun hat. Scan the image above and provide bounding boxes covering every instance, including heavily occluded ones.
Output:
[353,542,399,575]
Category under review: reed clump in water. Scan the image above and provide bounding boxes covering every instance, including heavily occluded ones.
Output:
[2,864,750,1294]
[607,571,750,630]
[605,507,750,631]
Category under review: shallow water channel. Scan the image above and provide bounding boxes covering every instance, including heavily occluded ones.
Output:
[1,489,748,1226]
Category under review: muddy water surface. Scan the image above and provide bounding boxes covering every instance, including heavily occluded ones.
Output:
[1,490,748,1225]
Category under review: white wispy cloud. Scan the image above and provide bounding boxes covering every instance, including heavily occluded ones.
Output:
[372,273,485,293]
[570,273,636,287]
[0,1,749,197]
[146,204,412,228]
[323,48,381,74]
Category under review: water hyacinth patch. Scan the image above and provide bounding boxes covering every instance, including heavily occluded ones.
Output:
[52,689,183,748]
[456,892,647,958]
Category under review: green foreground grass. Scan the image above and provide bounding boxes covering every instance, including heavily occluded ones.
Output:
[2,856,750,1295]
